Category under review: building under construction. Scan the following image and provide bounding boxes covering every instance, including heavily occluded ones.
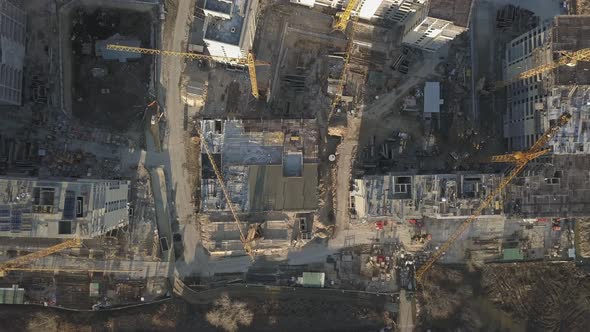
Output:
[350,172,504,221]
[504,154,590,217]
[0,177,130,239]
[200,119,319,213]
[503,15,590,152]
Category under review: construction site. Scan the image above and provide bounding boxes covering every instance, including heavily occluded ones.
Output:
[62,2,157,130]
[2,0,590,330]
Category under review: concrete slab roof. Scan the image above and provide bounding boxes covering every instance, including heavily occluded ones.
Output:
[248,164,318,211]
[204,0,247,45]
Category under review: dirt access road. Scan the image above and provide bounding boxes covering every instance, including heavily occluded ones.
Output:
[330,52,443,247]
[157,0,206,272]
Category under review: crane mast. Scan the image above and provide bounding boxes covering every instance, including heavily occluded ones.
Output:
[332,0,361,31]
[198,126,255,260]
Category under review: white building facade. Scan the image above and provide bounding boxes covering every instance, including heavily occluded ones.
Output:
[402,0,472,52]
[290,0,426,24]
[0,0,25,105]
[203,0,259,60]
[502,16,590,153]
[0,177,130,239]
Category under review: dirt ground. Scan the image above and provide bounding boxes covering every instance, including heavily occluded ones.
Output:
[577,218,590,258]
[576,0,590,14]
[0,295,387,332]
[69,7,153,131]
[481,262,590,331]
[418,262,590,331]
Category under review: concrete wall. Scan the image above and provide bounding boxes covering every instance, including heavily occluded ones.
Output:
[402,16,465,52]
[502,22,552,151]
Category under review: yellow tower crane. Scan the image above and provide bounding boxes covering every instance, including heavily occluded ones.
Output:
[106,44,267,99]
[333,0,361,31]
[0,238,82,277]
[197,126,257,260]
[498,47,590,88]
[415,112,572,283]
[328,0,361,121]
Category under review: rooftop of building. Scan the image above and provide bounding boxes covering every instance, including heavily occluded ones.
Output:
[505,155,590,217]
[424,81,442,113]
[200,119,319,213]
[0,177,129,238]
[204,0,233,16]
[545,85,590,154]
[428,0,472,27]
[351,172,504,219]
[203,0,248,46]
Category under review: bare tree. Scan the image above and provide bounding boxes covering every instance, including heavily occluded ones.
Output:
[206,293,254,332]
[27,312,58,332]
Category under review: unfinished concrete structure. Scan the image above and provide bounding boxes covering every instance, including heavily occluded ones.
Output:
[0,0,26,105]
[503,16,590,153]
[0,177,130,239]
[504,155,590,217]
[402,0,472,52]
[200,119,319,213]
[202,0,258,59]
[350,172,504,220]
[355,0,427,22]
[203,220,291,255]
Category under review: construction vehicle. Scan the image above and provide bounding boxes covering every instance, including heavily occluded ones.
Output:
[0,238,82,277]
[332,0,360,31]
[497,47,590,88]
[415,112,572,283]
[106,44,266,99]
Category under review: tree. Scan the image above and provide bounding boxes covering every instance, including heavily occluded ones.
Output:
[206,293,253,332]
